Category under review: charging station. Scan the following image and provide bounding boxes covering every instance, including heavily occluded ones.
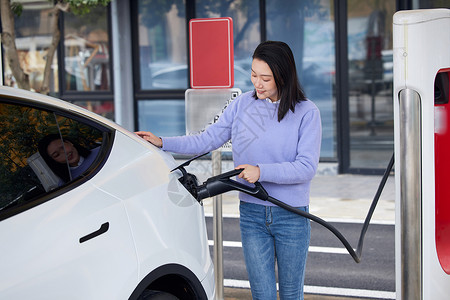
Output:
[393,8,450,300]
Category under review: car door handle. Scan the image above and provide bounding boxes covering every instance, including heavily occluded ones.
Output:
[79,222,109,243]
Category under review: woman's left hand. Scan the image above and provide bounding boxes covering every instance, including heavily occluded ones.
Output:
[236,164,260,184]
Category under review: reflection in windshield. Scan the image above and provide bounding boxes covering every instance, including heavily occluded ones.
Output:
[0,102,103,213]
[37,134,101,185]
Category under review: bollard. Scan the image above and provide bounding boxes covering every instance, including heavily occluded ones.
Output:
[212,150,224,300]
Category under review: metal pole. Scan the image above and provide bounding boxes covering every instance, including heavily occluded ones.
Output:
[111,0,134,131]
[399,88,422,300]
[212,150,224,300]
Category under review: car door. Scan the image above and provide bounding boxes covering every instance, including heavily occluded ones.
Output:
[0,101,137,299]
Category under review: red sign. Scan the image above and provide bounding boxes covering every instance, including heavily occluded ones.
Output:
[189,17,234,89]
[435,69,450,274]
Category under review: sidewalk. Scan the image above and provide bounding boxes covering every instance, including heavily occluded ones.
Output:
[203,173,396,223]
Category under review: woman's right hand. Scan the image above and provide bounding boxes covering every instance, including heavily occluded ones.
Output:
[135,131,163,148]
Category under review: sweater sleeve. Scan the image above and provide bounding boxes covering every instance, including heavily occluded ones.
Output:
[257,107,322,184]
[161,96,239,155]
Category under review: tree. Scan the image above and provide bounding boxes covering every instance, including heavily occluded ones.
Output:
[0,0,110,94]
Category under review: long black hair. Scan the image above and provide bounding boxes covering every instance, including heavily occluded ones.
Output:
[38,134,90,183]
[252,40,306,122]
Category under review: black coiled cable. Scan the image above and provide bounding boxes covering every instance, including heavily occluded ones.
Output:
[264,153,395,263]
[181,152,395,263]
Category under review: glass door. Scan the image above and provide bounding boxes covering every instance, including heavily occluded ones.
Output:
[347,0,395,170]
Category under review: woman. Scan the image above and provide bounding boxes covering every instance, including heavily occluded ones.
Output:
[136,41,322,300]
[38,134,100,185]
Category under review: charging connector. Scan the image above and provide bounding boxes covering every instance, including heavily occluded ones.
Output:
[172,152,394,263]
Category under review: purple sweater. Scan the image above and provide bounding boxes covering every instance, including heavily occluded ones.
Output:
[162,91,322,207]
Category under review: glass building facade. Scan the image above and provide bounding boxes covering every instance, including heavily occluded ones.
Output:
[1,0,447,174]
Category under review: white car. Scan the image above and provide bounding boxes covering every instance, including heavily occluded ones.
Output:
[0,86,215,300]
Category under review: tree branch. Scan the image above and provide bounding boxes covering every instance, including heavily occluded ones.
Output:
[0,0,30,90]
[40,6,61,94]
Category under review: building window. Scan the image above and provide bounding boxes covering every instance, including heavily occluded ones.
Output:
[2,2,59,94]
[63,7,111,92]
[138,100,185,137]
[415,0,450,8]
[347,0,395,170]
[266,0,336,159]
[68,99,114,120]
[137,0,187,90]
[1,2,113,119]
[196,0,260,94]
[134,0,187,136]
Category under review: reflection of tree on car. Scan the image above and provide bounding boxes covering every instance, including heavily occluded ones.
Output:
[0,103,103,211]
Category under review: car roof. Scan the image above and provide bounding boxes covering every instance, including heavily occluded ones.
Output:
[0,86,140,141]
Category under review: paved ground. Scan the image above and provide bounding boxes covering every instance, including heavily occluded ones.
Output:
[223,287,381,300]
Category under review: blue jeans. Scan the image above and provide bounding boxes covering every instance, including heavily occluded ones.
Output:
[239,201,310,300]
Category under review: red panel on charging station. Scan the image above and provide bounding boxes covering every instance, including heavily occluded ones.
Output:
[189,17,234,89]
[435,69,450,274]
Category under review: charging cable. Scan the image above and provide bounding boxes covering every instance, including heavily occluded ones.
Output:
[192,153,394,263]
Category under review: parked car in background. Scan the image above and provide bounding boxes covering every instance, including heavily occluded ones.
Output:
[0,86,214,300]
[149,63,254,92]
